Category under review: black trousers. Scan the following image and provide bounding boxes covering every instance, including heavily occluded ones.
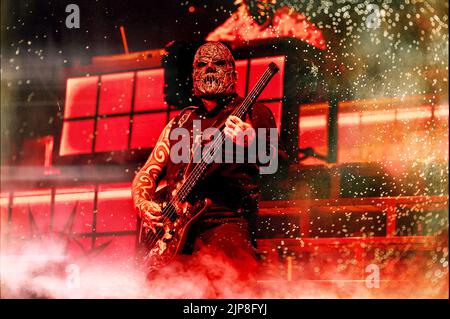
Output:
[183,212,259,281]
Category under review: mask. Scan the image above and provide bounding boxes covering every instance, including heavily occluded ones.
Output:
[192,42,237,100]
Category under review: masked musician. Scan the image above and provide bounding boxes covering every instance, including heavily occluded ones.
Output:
[132,41,286,282]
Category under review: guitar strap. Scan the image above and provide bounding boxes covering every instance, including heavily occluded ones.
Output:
[174,106,198,128]
[166,106,198,183]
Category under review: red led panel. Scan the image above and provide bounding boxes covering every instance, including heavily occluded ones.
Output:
[249,56,285,100]
[9,205,30,238]
[134,69,167,112]
[96,199,135,232]
[94,235,137,264]
[299,103,329,166]
[96,184,136,232]
[10,190,52,238]
[28,203,52,235]
[335,104,447,164]
[263,101,282,132]
[130,112,168,149]
[337,112,360,163]
[64,76,98,119]
[98,72,134,115]
[60,120,94,156]
[95,116,130,152]
[235,59,248,97]
[53,187,95,235]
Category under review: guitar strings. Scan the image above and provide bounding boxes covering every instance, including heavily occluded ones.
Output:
[143,68,274,248]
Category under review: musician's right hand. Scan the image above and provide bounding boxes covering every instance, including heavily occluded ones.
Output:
[139,200,164,234]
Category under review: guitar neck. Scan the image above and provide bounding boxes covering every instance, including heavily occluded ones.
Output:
[175,62,279,202]
[231,62,279,120]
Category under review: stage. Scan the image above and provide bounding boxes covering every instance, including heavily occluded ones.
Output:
[1,0,448,299]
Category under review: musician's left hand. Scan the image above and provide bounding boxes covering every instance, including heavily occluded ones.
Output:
[224,115,255,147]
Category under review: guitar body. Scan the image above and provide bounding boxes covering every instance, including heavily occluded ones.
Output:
[138,184,211,271]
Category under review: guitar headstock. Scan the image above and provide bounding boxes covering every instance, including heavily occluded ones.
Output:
[269,62,280,74]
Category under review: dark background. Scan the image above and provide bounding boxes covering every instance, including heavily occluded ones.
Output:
[1,0,239,60]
